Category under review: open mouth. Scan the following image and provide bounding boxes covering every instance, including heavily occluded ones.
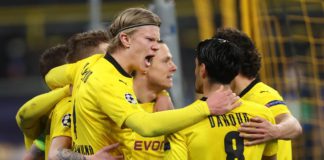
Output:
[167,74,174,80]
[145,55,154,67]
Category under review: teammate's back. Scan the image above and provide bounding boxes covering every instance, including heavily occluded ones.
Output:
[165,37,277,160]
[165,99,277,160]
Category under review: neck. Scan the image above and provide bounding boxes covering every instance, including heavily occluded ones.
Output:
[133,75,160,103]
[203,80,231,97]
[110,49,133,75]
[232,74,256,95]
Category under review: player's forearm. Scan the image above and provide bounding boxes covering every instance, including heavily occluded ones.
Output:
[276,113,302,139]
[125,100,209,137]
[16,86,70,130]
[23,144,44,160]
[50,148,87,160]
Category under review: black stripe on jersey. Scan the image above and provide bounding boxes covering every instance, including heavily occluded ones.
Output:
[265,100,286,108]
[239,78,260,97]
[73,100,77,139]
[164,141,171,151]
[208,115,216,128]
[104,53,132,78]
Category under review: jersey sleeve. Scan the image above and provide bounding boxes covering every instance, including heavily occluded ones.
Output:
[258,91,291,117]
[45,63,77,89]
[164,132,188,160]
[16,86,70,139]
[267,100,290,117]
[125,100,210,137]
[24,135,35,150]
[45,54,103,89]
[50,97,72,139]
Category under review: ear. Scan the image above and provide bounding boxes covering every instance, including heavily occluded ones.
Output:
[119,32,131,48]
[200,63,207,79]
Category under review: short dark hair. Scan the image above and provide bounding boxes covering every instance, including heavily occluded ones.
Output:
[39,44,68,78]
[195,38,242,84]
[213,28,261,79]
[66,30,109,63]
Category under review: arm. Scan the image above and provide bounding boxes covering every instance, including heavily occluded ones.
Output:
[274,113,302,139]
[238,114,302,145]
[49,100,123,160]
[125,100,209,137]
[49,137,122,160]
[48,136,73,160]
[23,144,44,160]
[45,63,75,89]
[126,87,240,137]
[16,86,70,139]
[45,55,103,89]
[101,79,239,137]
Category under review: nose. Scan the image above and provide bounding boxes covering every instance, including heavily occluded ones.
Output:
[170,61,177,72]
[152,42,160,52]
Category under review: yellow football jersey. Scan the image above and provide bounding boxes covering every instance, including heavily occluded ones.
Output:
[44,97,72,160]
[24,135,35,150]
[240,79,292,160]
[165,99,277,160]
[132,102,165,160]
[45,54,211,159]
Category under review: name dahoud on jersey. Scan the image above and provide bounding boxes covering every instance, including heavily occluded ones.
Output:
[208,112,250,128]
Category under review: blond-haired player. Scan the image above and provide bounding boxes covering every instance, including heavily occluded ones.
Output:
[45,8,240,159]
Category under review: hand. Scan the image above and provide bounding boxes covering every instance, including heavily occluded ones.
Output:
[238,117,280,146]
[206,85,241,115]
[88,143,123,160]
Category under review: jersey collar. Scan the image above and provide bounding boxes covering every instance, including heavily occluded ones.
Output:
[239,78,260,97]
[104,53,132,78]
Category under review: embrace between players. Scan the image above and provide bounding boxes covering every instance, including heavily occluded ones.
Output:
[16,7,302,160]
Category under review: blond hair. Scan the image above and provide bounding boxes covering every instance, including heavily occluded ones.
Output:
[107,7,161,53]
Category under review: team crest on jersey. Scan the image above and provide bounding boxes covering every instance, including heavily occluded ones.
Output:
[61,113,71,127]
[125,93,137,104]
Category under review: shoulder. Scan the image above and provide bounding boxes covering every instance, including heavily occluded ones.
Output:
[52,97,72,115]
[244,82,284,106]
[254,82,283,99]
[238,100,274,120]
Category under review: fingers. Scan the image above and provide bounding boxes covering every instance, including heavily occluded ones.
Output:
[230,99,241,110]
[230,93,239,104]
[250,117,264,123]
[240,121,264,128]
[244,138,267,146]
[102,143,120,151]
[207,87,240,115]
[238,126,263,133]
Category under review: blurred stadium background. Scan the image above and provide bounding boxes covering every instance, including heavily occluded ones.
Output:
[0,0,323,159]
